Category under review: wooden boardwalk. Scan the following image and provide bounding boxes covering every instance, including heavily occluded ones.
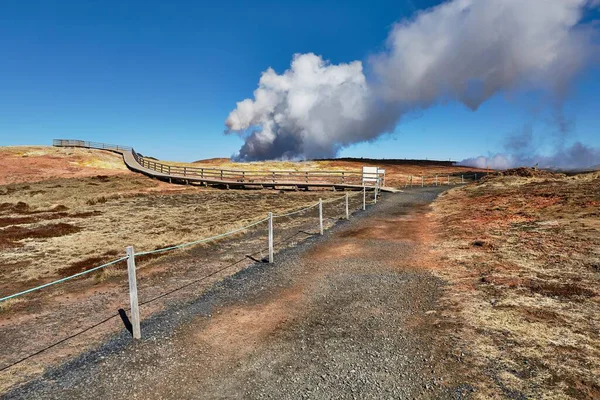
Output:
[53,140,394,192]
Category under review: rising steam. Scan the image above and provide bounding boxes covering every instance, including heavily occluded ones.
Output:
[225,0,599,164]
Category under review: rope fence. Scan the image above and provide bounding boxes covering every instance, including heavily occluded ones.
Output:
[403,172,485,188]
[0,187,379,368]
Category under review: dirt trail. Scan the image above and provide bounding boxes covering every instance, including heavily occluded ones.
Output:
[6,188,470,399]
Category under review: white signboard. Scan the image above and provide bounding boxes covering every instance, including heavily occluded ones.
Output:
[362,166,379,186]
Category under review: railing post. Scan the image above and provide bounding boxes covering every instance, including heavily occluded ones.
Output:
[345,192,349,220]
[268,212,274,263]
[184,167,187,176]
[126,246,141,340]
[363,186,366,211]
[319,199,323,235]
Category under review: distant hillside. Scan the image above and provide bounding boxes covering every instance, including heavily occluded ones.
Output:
[316,157,457,167]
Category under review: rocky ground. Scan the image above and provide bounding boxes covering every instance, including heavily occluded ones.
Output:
[4,188,471,399]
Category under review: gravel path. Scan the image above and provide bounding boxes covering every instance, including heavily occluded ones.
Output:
[6,187,471,399]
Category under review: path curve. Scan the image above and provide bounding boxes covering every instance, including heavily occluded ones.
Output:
[53,139,397,192]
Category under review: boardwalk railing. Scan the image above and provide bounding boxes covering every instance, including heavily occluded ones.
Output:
[403,172,482,187]
[54,139,385,189]
[132,150,366,185]
[53,139,132,152]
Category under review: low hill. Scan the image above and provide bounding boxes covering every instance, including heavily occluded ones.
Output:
[0,146,130,185]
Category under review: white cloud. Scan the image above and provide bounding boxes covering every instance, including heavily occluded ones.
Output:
[226,0,598,161]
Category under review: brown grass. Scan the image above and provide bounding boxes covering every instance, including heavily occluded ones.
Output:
[0,146,130,185]
[0,223,82,249]
[430,170,600,399]
[0,172,349,287]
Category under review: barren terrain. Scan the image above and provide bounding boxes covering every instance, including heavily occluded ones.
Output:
[0,146,368,392]
[430,170,600,398]
[0,146,130,185]
[5,188,473,399]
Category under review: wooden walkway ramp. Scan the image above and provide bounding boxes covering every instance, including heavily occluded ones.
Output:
[53,140,397,192]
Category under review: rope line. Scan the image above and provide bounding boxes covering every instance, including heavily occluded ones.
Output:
[0,192,367,304]
[134,217,269,257]
[0,257,128,303]
[0,228,315,372]
[273,202,319,219]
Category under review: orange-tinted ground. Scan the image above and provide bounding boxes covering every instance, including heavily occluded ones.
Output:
[0,147,131,185]
[430,170,600,399]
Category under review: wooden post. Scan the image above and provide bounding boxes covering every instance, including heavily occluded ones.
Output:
[435,175,438,186]
[363,186,366,210]
[345,192,349,220]
[447,175,450,185]
[461,175,464,184]
[126,246,141,340]
[268,212,273,263]
[421,176,424,187]
[319,198,323,235]
[183,167,187,176]
[475,173,478,180]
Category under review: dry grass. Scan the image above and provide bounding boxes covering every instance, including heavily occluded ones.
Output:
[0,146,129,185]
[0,173,344,292]
[430,171,600,399]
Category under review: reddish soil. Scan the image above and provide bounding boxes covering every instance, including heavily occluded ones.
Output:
[0,147,131,185]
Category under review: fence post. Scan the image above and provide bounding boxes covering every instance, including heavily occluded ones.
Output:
[363,186,366,211]
[461,175,464,184]
[421,176,424,187]
[435,175,438,186]
[319,198,323,235]
[126,246,141,340]
[345,192,349,220]
[447,175,450,185]
[268,212,273,263]
[475,173,477,180]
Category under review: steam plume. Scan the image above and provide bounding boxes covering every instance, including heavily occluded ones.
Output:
[226,0,598,162]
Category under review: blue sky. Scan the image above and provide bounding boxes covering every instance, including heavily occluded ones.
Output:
[1,0,598,162]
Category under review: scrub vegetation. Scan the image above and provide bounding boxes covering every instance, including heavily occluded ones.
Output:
[431,169,600,399]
